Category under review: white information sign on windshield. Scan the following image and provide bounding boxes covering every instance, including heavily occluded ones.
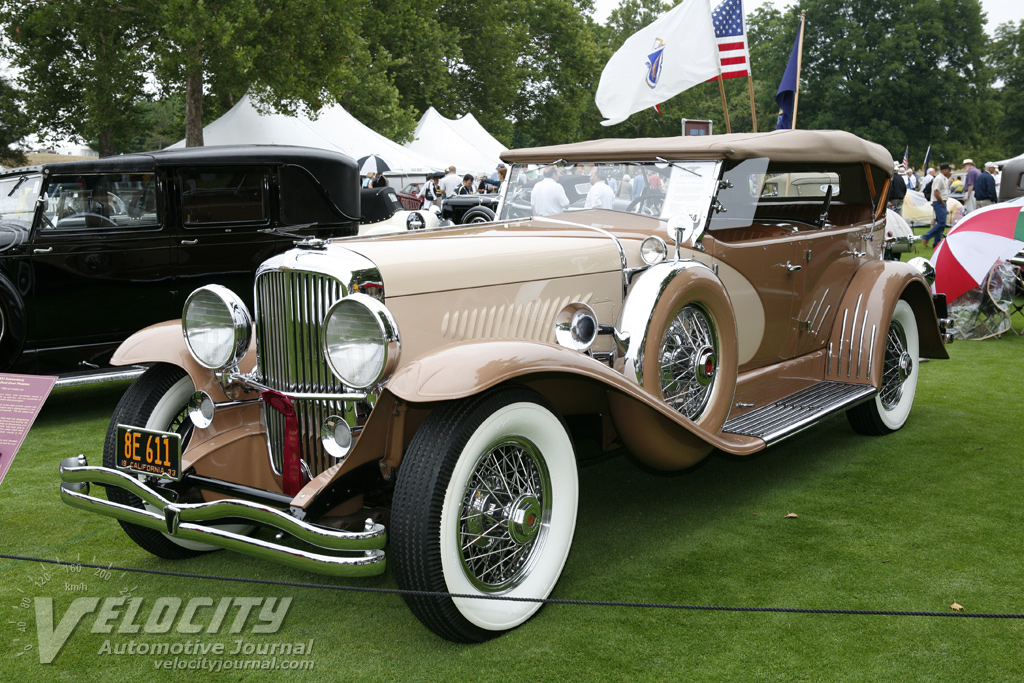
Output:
[659,161,719,226]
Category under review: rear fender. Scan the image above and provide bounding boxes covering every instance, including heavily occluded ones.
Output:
[826,261,948,386]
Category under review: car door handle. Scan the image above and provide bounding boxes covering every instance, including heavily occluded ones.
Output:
[180,239,198,245]
[33,246,53,254]
[785,261,801,272]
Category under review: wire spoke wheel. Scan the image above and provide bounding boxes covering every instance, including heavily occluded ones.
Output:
[460,438,550,593]
[391,386,578,642]
[847,299,920,435]
[659,304,718,420]
[879,318,911,409]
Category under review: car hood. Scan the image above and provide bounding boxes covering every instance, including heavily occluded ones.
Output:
[333,218,625,297]
[0,218,30,252]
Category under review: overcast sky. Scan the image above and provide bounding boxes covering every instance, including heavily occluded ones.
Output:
[591,0,1022,35]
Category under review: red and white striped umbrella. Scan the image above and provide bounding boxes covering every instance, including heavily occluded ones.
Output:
[931,203,1024,302]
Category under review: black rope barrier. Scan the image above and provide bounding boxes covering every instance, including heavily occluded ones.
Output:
[2,553,1019,619]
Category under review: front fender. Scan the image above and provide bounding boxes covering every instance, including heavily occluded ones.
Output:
[385,339,761,458]
[110,320,257,401]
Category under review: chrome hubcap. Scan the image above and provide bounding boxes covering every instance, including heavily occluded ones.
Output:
[459,438,551,592]
[660,304,718,420]
[897,351,913,382]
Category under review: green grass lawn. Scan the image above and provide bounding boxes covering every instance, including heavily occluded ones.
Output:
[3,314,1023,681]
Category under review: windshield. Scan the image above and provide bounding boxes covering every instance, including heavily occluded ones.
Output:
[0,174,43,223]
[41,172,160,229]
[497,161,721,226]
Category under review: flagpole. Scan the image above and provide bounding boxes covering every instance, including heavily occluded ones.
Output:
[747,75,758,131]
[792,10,806,129]
[718,74,732,134]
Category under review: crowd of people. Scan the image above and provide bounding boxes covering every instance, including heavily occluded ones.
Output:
[416,163,508,208]
[890,158,1003,249]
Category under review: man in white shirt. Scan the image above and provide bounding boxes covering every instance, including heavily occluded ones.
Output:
[439,166,462,197]
[530,166,569,216]
[584,169,616,210]
[922,163,951,248]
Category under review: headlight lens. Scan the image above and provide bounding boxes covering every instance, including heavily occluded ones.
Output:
[182,285,252,370]
[640,236,667,265]
[322,294,400,389]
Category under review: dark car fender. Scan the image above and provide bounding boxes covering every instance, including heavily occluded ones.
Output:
[0,273,28,371]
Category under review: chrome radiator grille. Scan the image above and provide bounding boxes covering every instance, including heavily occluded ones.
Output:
[255,269,353,477]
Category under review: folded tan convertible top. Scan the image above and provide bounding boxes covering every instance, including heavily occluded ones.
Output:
[502,129,893,175]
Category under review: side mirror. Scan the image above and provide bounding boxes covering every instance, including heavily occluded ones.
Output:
[667,212,705,255]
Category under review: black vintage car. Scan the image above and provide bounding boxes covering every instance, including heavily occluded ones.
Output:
[0,145,362,377]
[439,194,499,224]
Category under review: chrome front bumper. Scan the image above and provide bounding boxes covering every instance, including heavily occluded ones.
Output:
[59,456,386,577]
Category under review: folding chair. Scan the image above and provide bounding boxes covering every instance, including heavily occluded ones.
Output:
[1010,264,1024,336]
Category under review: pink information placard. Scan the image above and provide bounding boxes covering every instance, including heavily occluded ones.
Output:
[0,373,57,486]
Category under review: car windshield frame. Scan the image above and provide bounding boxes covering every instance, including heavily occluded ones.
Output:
[497,160,722,225]
[0,173,43,223]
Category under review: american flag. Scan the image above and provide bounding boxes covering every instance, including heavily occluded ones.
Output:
[708,0,750,80]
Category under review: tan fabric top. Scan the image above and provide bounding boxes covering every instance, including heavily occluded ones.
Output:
[502,129,894,175]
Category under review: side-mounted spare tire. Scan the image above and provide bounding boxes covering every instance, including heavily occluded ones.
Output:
[460,206,495,224]
[0,275,28,371]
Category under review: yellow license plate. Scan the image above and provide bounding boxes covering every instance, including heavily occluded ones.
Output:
[114,425,182,480]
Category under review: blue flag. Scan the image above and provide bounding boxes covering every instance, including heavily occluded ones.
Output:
[775,22,803,130]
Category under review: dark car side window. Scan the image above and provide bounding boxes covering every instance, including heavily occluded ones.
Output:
[41,173,161,230]
[180,168,269,226]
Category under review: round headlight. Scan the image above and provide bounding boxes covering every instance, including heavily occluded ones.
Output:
[182,285,252,370]
[640,235,667,265]
[322,294,400,389]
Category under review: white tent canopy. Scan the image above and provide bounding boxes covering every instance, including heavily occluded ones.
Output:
[994,151,1024,167]
[168,95,441,176]
[405,107,507,178]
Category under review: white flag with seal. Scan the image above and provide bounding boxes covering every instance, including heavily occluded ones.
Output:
[596,0,721,127]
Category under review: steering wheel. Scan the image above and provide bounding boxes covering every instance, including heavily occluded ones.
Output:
[56,212,118,228]
[627,192,665,216]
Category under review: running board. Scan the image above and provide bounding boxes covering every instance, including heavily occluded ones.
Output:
[723,381,876,445]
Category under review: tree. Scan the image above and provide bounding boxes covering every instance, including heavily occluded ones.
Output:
[0,72,29,166]
[150,0,417,146]
[512,0,604,147]
[990,20,1024,158]
[765,0,996,165]
[360,0,459,119]
[1,0,420,152]
[1,0,151,156]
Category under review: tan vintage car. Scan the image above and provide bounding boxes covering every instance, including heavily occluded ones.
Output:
[59,130,950,643]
